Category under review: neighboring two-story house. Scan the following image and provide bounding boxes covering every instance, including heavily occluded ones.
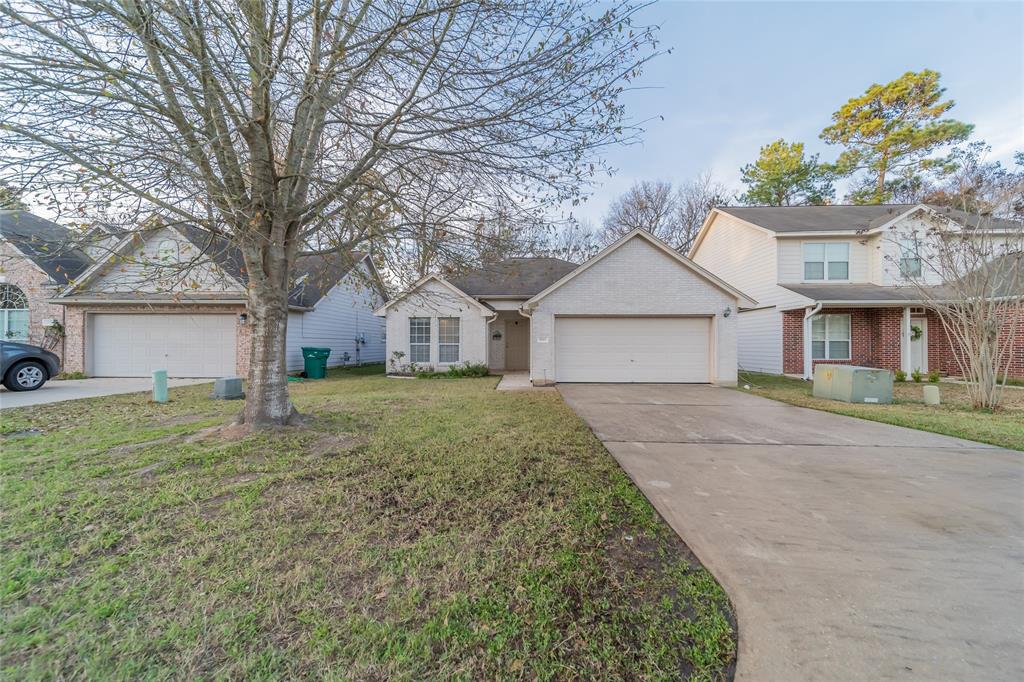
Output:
[689,204,1023,379]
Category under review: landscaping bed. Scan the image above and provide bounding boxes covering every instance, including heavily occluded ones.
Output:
[1,364,736,680]
[738,372,1024,451]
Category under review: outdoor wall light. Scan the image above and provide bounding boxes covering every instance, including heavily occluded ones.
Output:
[723,306,732,318]
[238,313,248,324]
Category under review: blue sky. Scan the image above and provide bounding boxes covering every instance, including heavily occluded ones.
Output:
[570,0,1024,224]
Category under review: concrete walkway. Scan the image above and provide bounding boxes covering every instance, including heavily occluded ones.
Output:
[0,377,211,409]
[495,371,555,392]
[559,383,1024,682]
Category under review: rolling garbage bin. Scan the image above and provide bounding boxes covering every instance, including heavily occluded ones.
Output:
[301,347,331,379]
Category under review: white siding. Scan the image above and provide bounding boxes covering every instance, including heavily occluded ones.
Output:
[777,236,872,283]
[285,261,387,372]
[88,227,242,294]
[530,235,739,385]
[690,213,809,374]
[736,307,783,374]
[382,279,491,371]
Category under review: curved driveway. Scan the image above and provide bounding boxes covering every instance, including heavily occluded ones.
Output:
[559,383,1023,681]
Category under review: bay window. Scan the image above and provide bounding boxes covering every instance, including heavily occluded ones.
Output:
[803,243,849,281]
[811,314,851,360]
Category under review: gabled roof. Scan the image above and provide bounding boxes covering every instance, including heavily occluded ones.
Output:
[448,257,579,297]
[0,210,94,284]
[714,203,1022,235]
[60,221,375,309]
[524,228,756,308]
[374,274,494,316]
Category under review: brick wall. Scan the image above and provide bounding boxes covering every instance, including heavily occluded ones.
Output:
[783,304,1023,379]
[926,306,1024,379]
[63,304,249,376]
[0,241,69,363]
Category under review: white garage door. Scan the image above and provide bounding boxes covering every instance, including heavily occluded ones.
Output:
[91,314,237,378]
[555,316,710,383]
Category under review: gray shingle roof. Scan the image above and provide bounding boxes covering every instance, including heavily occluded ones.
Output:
[779,283,928,302]
[718,204,1022,234]
[448,257,579,297]
[0,210,94,284]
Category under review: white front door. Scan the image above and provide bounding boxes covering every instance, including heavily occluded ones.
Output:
[555,316,711,383]
[910,317,928,373]
[91,313,237,377]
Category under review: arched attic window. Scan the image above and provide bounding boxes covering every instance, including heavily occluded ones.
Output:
[0,284,30,340]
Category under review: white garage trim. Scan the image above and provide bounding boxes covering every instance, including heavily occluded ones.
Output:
[554,315,713,383]
[89,313,236,378]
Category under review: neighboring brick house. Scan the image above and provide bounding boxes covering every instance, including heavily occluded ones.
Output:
[0,210,94,364]
[689,204,1023,379]
[52,222,388,378]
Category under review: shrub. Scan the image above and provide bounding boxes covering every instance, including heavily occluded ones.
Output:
[416,362,490,379]
[56,371,87,380]
[911,369,923,383]
[927,369,941,383]
[894,370,906,382]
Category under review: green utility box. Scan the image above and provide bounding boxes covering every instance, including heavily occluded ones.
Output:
[813,364,893,404]
[301,347,331,379]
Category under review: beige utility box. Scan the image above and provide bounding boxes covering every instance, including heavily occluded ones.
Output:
[813,365,893,404]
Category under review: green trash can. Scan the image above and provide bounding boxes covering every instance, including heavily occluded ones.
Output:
[301,347,331,379]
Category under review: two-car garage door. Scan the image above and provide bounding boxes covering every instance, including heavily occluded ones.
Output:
[91,314,236,378]
[555,316,710,383]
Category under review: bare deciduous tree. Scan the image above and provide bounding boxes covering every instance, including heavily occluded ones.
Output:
[599,173,730,251]
[888,192,1023,409]
[0,0,657,427]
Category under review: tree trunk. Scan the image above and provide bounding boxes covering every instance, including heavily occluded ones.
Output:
[242,274,296,427]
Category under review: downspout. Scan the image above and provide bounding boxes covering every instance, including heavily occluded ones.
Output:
[518,305,535,384]
[803,302,822,380]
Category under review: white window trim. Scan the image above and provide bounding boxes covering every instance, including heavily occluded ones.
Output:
[409,317,431,364]
[898,238,923,279]
[437,317,461,365]
[802,241,851,282]
[811,313,852,361]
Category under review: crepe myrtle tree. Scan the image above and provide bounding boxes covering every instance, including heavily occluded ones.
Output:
[884,182,1023,410]
[0,0,658,427]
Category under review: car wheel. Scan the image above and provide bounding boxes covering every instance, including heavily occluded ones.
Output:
[4,361,48,392]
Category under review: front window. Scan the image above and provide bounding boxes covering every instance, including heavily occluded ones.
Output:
[0,284,30,340]
[438,317,460,363]
[409,317,430,363]
[803,243,849,281]
[811,314,851,360]
[899,238,922,278]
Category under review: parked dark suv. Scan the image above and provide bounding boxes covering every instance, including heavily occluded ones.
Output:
[1,341,61,391]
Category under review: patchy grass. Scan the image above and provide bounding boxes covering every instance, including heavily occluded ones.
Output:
[1,364,735,680]
[738,372,1024,451]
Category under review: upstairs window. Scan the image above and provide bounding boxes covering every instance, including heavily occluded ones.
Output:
[811,314,851,360]
[409,317,430,363]
[438,318,460,363]
[0,284,29,341]
[899,238,922,278]
[803,243,849,281]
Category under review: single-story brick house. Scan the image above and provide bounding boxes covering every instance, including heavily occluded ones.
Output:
[376,228,755,386]
[52,221,387,377]
[0,210,93,363]
[689,204,1023,379]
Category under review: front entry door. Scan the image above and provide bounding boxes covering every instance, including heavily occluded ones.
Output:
[504,319,529,370]
[910,317,928,373]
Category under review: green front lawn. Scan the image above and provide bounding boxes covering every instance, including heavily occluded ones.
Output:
[737,372,1024,451]
[1,366,735,680]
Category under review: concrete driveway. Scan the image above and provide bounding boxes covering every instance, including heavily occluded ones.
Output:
[0,377,211,409]
[559,383,1024,682]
